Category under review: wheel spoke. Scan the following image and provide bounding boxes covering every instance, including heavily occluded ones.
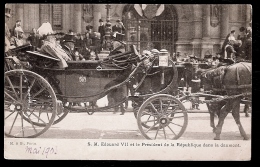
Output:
[20,74,23,101]
[145,122,159,133]
[163,127,167,139]
[164,100,172,114]
[21,112,24,137]
[141,118,158,124]
[38,106,43,123]
[159,99,163,113]
[154,124,161,139]
[4,91,19,103]
[6,76,18,99]
[23,78,36,101]
[169,116,184,119]
[166,107,179,116]
[142,110,157,117]
[8,112,19,135]
[149,102,160,115]
[170,122,183,127]
[46,110,50,121]
[167,125,176,136]
[23,112,38,134]
[30,112,47,125]
[31,86,47,99]
[5,110,17,120]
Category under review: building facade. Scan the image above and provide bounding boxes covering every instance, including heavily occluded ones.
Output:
[6,4,252,58]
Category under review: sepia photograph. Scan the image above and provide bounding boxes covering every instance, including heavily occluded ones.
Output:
[4,3,252,160]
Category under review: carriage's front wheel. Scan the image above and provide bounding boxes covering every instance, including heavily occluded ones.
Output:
[137,94,188,140]
[4,69,57,138]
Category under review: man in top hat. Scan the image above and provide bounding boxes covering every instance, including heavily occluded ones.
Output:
[5,7,12,53]
[112,19,125,34]
[98,19,106,47]
[27,28,41,49]
[61,31,82,61]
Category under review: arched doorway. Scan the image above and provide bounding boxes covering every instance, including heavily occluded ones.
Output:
[122,4,178,56]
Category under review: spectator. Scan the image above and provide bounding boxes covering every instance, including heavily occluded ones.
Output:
[12,20,23,37]
[221,30,236,59]
[10,27,27,49]
[98,19,106,48]
[112,19,125,34]
[237,27,246,41]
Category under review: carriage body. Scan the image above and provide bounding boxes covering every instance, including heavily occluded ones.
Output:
[32,61,132,103]
[5,43,184,139]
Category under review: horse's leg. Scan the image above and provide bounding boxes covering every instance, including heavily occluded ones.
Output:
[232,99,250,140]
[207,103,216,131]
[214,100,233,140]
[243,104,250,117]
[120,104,126,115]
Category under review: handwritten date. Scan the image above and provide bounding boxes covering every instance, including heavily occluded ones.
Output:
[25,146,57,158]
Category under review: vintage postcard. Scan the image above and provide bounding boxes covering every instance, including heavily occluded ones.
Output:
[4,4,252,160]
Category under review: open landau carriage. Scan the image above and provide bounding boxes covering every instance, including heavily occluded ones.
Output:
[4,38,193,140]
[4,31,251,140]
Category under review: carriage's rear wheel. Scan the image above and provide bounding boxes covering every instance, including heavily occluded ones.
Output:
[4,70,57,138]
[137,94,188,140]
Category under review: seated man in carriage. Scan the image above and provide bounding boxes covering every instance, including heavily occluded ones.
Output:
[60,31,85,61]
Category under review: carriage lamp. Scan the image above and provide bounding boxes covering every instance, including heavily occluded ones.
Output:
[159,49,169,67]
[159,49,169,86]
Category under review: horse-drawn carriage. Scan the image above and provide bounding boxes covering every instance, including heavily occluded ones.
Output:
[4,40,251,140]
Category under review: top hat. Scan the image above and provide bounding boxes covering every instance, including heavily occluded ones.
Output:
[63,31,76,43]
[5,8,11,17]
[99,19,103,22]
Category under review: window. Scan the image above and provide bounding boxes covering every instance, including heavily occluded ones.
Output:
[52,4,62,30]
[40,4,50,23]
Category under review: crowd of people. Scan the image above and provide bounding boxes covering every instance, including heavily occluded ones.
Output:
[5,6,126,64]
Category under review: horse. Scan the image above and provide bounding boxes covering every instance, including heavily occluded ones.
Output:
[198,62,251,140]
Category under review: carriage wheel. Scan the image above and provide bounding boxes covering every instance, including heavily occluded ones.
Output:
[4,69,57,138]
[137,94,188,140]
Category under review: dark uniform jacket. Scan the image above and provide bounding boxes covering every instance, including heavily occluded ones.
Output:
[112,25,125,34]
[98,25,106,38]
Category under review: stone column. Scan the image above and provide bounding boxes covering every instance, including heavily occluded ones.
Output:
[93,5,102,32]
[201,4,214,58]
[192,5,203,57]
[202,4,210,39]
[16,4,24,23]
[246,4,252,27]
[220,5,229,40]
[74,4,82,33]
